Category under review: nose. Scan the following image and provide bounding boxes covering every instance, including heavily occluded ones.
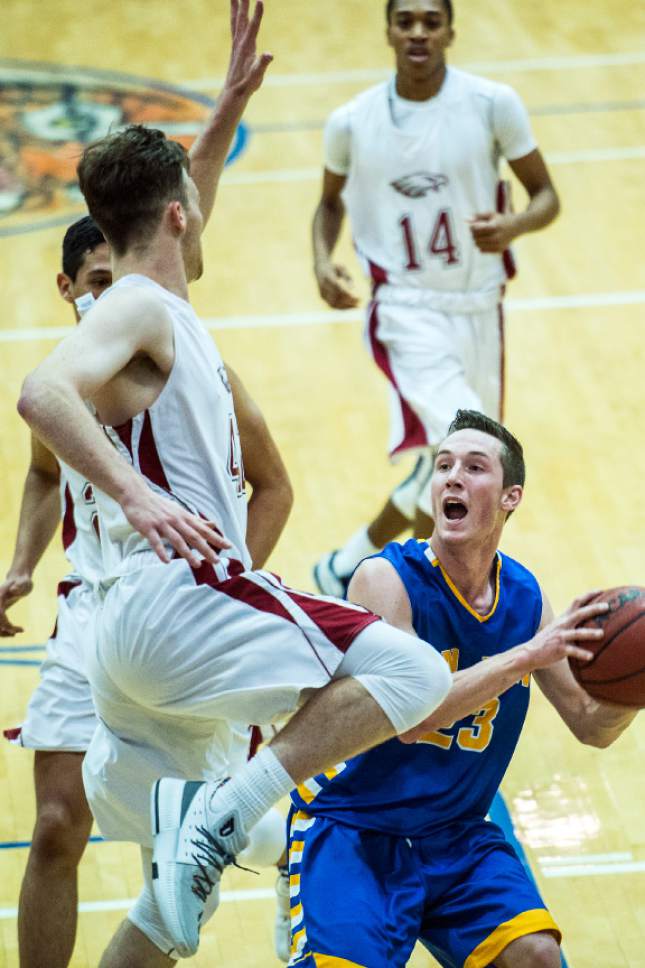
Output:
[411,20,429,39]
[445,462,464,487]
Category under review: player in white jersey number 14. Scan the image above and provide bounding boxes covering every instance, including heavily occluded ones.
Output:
[312,0,560,597]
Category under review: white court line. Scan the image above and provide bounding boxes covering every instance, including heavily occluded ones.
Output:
[540,851,633,866]
[542,861,645,878]
[218,146,645,188]
[1,290,644,344]
[0,887,275,921]
[182,51,645,90]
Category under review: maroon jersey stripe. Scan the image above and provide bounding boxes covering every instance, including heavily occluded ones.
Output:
[61,483,77,551]
[367,302,428,457]
[496,181,517,281]
[113,418,134,458]
[368,258,389,296]
[138,410,171,491]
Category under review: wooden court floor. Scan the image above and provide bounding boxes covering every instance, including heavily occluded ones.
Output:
[1,0,644,965]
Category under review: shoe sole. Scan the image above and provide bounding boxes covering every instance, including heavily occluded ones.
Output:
[151,778,202,958]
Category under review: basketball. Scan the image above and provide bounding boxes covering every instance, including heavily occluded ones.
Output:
[569,587,645,706]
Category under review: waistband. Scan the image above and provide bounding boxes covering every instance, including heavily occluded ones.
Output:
[374,285,502,313]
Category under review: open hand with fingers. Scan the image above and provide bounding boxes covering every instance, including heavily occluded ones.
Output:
[0,574,33,636]
[315,261,360,309]
[121,480,232,569]
[224,0,273,101]
[522,591,609,672]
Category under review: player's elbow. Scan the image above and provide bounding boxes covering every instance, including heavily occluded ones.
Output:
[571,720,614,749]
[17,372,44,427]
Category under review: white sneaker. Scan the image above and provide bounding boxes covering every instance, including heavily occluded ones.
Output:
[312,551,349,598]
[274,866,291,963]
[151,778,248,957]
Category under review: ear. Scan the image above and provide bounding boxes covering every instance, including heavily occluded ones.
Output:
[167,200,186,235]
[501,484,523,515]
[447,26,455,47]
[57,272,75,305]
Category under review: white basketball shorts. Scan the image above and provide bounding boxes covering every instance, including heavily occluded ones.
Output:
[5,578,98,753]
[83,556,380,845]
[366,297,505,459]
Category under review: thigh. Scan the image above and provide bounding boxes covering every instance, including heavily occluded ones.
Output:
[288,809,422,968]
[96,561,380,725]
[465,307,504,422]
[18,581,97,753]
[418,822,561,968]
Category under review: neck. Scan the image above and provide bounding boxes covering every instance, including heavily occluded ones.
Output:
[112,245,189,302]
[429,535,500,614]
[395,62,447,101]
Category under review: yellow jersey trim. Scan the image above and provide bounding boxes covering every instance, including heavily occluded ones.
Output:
[314,955,369,967]
[431,554,502,624]
[464,909,562,968]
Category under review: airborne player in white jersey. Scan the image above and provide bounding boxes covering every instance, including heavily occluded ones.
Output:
[312,0,560,597]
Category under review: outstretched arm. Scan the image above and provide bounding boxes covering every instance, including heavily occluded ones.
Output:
[0,436,60,636]
[190,0,273,228]
[17,289,230,568]
[534,593,638,748]
[348,560,605,740]
[228,366,293,568]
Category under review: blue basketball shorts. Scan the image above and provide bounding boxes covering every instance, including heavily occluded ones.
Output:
[286,808,561,968]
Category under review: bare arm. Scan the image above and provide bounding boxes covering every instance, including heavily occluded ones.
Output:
[0,436,61,635]
[470,149,560,253]
[312,169,359,309]
[190,0,272,228]
[348,559,605,741]
[534,594,638,748]
[228,367,293,569]
[17,289,230,567]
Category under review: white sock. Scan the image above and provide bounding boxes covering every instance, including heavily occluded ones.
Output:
[207,747,294,833]
[334,527,379,577]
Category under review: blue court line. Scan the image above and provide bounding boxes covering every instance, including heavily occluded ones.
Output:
[0,659,42,667]
[0,835,104,850]
[490,792,570,968]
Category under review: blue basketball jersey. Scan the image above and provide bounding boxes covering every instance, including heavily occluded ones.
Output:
[291,539,543,836]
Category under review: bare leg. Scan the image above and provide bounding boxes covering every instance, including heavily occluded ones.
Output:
[366,497,411,547]
[99,921,176,968]
[494,931,561,967]
[18,751,92,968]
[270,677,401,784]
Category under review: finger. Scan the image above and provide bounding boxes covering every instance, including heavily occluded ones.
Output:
[146,527,171,564]
[247,0,264,41]
[196,519,233,549]
[163,524,209,568]
[571,589,604,609]
[565,645,595,663]
[230,0,239,38]
[567,601,610,627]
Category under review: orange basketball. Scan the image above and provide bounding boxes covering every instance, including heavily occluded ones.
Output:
[569,587,645,707]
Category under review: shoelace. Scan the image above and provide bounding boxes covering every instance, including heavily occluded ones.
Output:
[190,826,231,902]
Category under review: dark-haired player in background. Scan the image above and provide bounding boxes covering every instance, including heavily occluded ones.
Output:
[312,0,560,597]
[291,411,637,968]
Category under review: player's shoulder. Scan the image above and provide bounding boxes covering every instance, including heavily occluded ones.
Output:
[447,66,520,104]
[379,537,433,572]
[499,550,541,596]
[332,80,389,121]
[86,275,173,329]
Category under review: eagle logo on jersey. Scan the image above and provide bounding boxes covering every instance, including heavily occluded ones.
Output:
[391,172,449,198]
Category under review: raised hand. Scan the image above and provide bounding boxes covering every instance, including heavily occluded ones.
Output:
[121,480,232,568]
[225,0,273,100]
[0,574,33,636]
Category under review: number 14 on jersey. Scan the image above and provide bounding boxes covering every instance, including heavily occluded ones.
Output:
[400,209,460,270]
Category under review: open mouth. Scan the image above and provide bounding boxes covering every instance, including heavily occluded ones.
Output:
[443,498,468,521]
[407,47,430,61]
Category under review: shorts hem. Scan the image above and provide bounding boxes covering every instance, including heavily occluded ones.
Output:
[464,909,561,968]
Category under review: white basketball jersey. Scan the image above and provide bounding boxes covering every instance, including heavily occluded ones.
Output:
[58,461,103,584]
[342,69,534,298]
[94,275,250,579]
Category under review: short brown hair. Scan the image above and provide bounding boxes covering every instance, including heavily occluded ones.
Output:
[447,409,525,487]
[77,124,189,256]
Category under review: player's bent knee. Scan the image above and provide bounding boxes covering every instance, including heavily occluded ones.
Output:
[338,621,452,734]
[31,800,91,865]
[498,931,561,968]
